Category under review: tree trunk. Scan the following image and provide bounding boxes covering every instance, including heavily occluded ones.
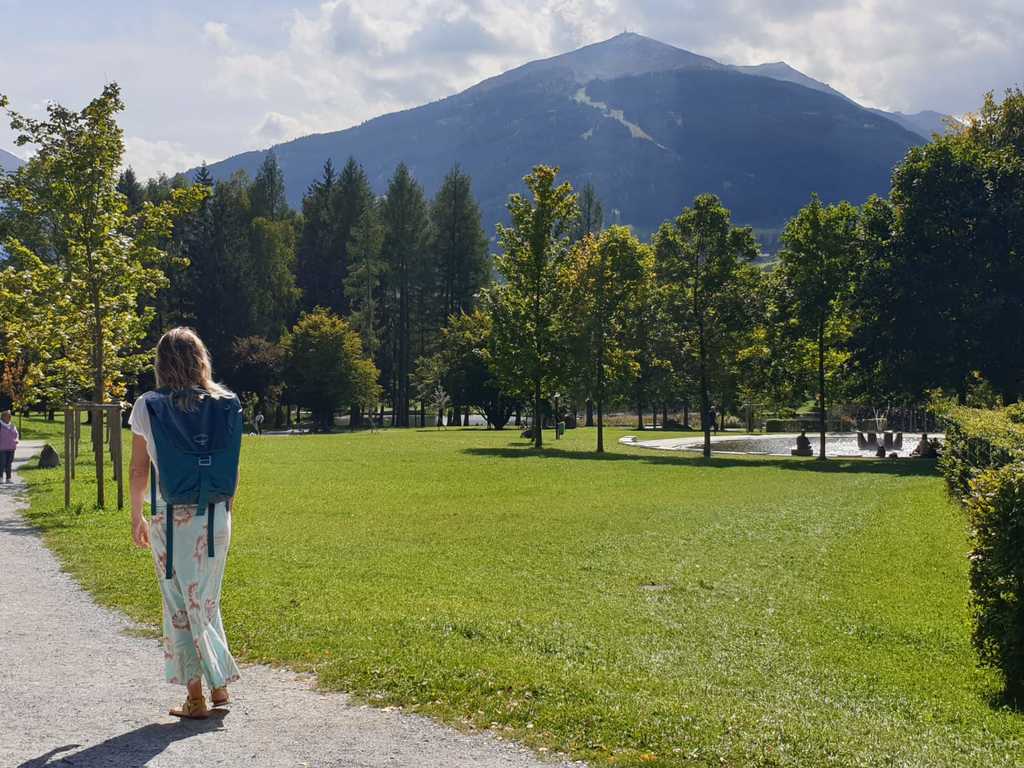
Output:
[683,400,690,429]
[463,406,470,427]
[597,399,604,453]
[515,407,522,427]
[92,294,105,508]
[350,404,363,429]
[652,405,658,430]
[636,401,644,430]
[585,399,594,427]
[533,376,543,449]
[818,323,827,460]
[699,322,711,459]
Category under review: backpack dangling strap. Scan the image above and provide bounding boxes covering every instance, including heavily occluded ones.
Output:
[150,465,157,517]
[195,455,215,560]
[207,503,215,558]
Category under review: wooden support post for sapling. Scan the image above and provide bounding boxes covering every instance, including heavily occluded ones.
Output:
[64,407,73,508]
[106,406,124,510]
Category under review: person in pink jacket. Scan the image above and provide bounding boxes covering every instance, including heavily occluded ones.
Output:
[0,410,19,483]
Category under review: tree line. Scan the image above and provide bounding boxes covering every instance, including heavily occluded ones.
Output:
[2,84,1024,458]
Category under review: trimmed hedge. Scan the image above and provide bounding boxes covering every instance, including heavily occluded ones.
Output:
[941,404,1024,700]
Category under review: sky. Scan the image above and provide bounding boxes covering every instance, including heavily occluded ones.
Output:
[1,0,1022,179]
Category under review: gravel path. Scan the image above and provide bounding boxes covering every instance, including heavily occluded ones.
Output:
[0,441,583,768]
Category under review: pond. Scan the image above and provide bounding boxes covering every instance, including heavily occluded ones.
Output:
[623,432,943,458]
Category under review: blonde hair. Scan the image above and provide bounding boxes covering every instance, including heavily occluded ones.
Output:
[155,327,232,409]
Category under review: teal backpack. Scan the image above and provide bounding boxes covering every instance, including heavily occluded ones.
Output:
[146,388,243,579]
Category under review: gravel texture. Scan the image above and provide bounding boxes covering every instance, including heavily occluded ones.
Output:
[0,442,584,768]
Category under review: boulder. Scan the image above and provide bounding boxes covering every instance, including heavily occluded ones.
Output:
[38,444,60,468]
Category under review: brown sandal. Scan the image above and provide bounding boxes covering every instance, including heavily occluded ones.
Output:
[210,688,230,707]
[169,696,209,719]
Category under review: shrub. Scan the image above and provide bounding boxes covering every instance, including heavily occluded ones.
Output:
[940,404,1024,699]
[965,462,1024,701]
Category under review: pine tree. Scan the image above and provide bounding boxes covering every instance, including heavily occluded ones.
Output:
[296,160,338,312]
[193,162,213,188]
[430,164,490,318]
[381,163,430,427]
[345,201,386,360]
[250,152,288,220]
[334,157,374,314]
[117,166,144,213]
[573,181,604,241]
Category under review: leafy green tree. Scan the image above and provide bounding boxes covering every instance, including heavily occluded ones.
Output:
[489,165,578,448]
[0,84,205,406]
[0,84,204,506]
[282,308,381,431]
[778,195,859,458]
[431,164,490,318]
[561,226,646,452]
[226,335,286,422]
[654,194,759,458]
[848,89,1024,403]
[620,240,671,429]
[381,163,431,427]
[428,309,516,429]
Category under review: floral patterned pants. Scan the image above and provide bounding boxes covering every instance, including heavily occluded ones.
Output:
[149,501,240,689]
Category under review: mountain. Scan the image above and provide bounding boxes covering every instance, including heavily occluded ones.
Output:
[867,109,952,139]
[0,148,23,173]
[196,33,926,238]
[732,62,955,140]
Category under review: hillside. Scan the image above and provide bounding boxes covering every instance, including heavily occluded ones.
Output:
[198,33,926,238]
[0,148,24,173]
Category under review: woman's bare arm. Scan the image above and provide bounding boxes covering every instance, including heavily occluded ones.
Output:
[129,433,151,548]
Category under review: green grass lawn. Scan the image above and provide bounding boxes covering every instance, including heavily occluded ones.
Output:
[18,419,1024,767]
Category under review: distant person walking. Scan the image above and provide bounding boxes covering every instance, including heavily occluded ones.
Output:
[0,410,18,483]
[128,328,243,719]
[254,411,264,436]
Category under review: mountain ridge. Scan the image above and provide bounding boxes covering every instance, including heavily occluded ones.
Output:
[0,148,24,173]
[191,33,932,238]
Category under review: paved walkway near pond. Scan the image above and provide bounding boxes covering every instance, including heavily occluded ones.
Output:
[0,441,582,768]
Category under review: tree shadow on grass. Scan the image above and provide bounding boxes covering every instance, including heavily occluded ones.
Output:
[462,445,940,477]
[18,712,227,767]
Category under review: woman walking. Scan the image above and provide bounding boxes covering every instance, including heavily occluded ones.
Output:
[129,327,242,719]
[0,410,18,483]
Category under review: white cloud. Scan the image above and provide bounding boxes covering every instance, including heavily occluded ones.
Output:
[123,137,207,181]
[4,1,1022,180]
[203,21,233,51]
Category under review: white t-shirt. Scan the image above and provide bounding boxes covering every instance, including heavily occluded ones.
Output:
[128,392,165,507]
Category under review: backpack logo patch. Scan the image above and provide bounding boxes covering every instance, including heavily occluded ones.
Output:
[193,433,210,447]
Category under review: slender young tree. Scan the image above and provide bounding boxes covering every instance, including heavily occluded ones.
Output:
[654,194,759,458]
[778,194,859,459]
[0,84,205,505]
[561,226,646,452]
[489,165,578,448]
